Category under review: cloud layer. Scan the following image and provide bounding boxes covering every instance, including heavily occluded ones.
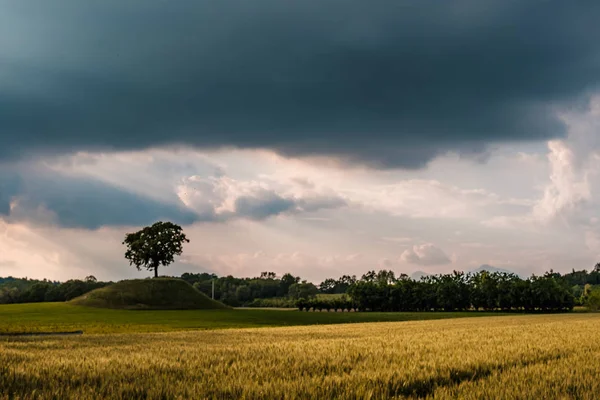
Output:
[3,2,600,281]
[0,158,347,229]
[400,244,452,266]
[176,175,347,222]
[2,1,600,167]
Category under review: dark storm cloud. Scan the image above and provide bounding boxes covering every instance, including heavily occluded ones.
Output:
[231,191,347,221]
[0,169,199,229]
[1,1,600,167]
[0,171,19,215]
[233,193,297,221]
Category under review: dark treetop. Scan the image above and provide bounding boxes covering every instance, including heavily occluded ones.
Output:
[123,221,190,278]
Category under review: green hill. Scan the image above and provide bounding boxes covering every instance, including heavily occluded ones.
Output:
[70,278,229,310]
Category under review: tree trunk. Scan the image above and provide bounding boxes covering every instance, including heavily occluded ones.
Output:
[154,265,158,278]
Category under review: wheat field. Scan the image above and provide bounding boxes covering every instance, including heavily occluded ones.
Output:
[2,313,600,399]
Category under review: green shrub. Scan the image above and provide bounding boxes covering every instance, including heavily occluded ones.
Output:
[246,297,297,308]
[585,288,600,311]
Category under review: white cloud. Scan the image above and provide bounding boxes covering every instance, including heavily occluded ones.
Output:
[381,236,413,243]
[400,243,452,266]
[39,147,534,227]
[533,140,592,221]
[459,242,494,249]
[584,229,600,258]
[533,96,600,222]
[176,174,347,221]
[186,250,372,283]
[480,215,537,230]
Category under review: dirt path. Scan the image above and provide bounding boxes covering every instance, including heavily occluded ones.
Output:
[0,330,83,337]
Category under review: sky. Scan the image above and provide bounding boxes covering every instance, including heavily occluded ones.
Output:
[1,1,600,282]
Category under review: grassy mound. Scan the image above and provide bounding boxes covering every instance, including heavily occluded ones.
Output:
[70,278,229,310]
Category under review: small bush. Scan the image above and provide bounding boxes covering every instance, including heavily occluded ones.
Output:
[586,288,600,311]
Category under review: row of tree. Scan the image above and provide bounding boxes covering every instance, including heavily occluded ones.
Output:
[0,276,108,304]
[182,268,581,311]
[0,268,595,311]
[561,265,600,286]
[318,275,358,294]
[345,270,575,312]
[180,272,318,307]
[297,296,356,312]
[0,271,320,307]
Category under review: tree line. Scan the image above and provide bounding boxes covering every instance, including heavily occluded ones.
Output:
[343,270,574,312]
[184,268,592,311]
[561,265,600,286]
[0,276,108,304]
[180,272,318,307]
[2,267,600,311]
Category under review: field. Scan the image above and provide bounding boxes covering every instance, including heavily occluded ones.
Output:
[2,313,600,399]
[0,303,505,334]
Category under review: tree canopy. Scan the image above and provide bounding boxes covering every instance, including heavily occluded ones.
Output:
[123,221,189,278]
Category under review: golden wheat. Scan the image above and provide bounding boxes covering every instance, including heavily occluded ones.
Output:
[2,313,600,399]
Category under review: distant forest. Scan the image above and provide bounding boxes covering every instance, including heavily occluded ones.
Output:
[2,266,600,312]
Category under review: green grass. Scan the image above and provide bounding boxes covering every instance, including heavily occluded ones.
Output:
[0,302,512,334]
[70,278,228,310]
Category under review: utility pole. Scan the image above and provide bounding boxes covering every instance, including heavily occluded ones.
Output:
[212,279,215,299]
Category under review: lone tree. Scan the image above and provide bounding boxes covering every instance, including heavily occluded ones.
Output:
[123,221,190,278]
